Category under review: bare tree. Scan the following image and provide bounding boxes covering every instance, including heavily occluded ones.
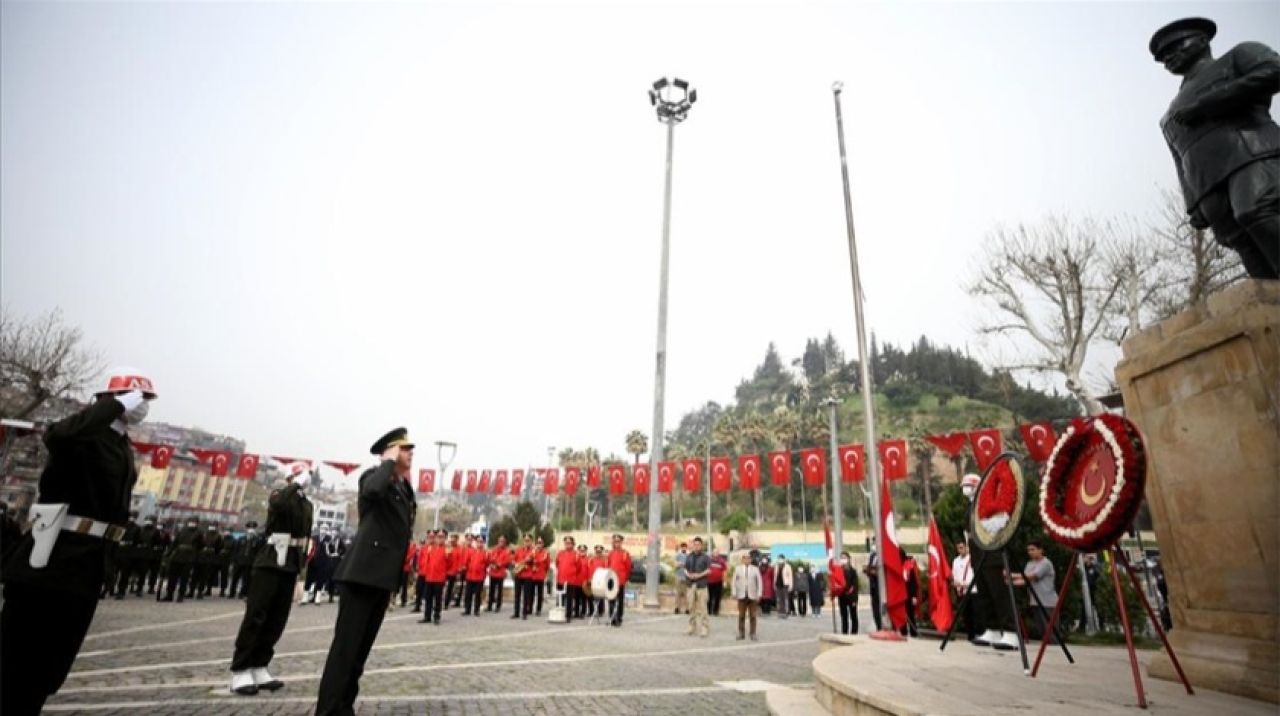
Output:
[0,307,104,418]
[969,216,1122,413]
[1103,216,1173,342]
[1150,187,1243,316]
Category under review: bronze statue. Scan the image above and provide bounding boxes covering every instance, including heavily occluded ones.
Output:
[1152,17,1280,279]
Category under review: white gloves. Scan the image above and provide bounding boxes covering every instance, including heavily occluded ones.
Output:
[980,513,1009,534]
[115,390,146,411]
[293,470,311,490]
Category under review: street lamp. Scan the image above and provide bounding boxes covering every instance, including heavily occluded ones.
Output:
[433,440,457,530]
[644,76,697,609]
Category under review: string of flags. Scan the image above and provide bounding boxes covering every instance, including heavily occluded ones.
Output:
[413,422,1061,497]
[127,441,364,479]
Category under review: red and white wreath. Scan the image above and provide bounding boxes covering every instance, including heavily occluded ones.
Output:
[1038,414,1147,552]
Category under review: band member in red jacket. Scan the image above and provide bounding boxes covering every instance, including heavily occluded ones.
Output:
[417,531,448,625]
[399,538,419,609]
[510,534,534,619]
[607,534,632,627]
[486,537,512,612]
[408,536,428,613]
[588,545,609,618]
[554,537,580,623]
[449,534,470,609]
[528,537,550,617]
[574,544,591,618]
[442,533,460,611]
[463,537,488,616]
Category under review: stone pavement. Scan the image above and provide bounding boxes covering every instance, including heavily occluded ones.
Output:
[45,595,856,715]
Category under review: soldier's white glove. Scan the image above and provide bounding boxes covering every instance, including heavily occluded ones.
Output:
[293,470,311,490]
[980,513,1009,534]
[115,389,146,411]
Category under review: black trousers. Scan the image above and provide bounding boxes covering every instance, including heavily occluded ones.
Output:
[560,585,581,622]
[165,561,192,600]
[316,581,390,716]
[450,573,465,606]
[869,586,882,631]
[512,578,527,616]
[231,568,295,671]
[1,582,99,716]
[422,581,444,621]
[445,576,458,608]
[707,583,723,615]
[837,593,858,634]
[113,558,138,596]
[533,580,544,613]
[396,572,410,606]
[974,551,1015,633]
[229,562,253,598]
[463,580,483,614]
[487,577,503,610]
[145,558,162,592]
[960,592,978,640]
[610,590,625,625]
[413,576,426,611]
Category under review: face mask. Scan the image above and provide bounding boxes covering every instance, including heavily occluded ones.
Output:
[293,471,311,489]
[961,486,975,499]
[123,400,150,425]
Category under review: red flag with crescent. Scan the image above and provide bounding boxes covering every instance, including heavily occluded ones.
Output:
[710,457,732,492]
[657,462,675,493]
[587,464,601,488]
[235,453,260,478]
[633,464,650,495]
[737,454,762,490]
[478,470,491,493]
[209,451,231,477]
[925,433,968,457]
[465,470,477,493]
[878,440,908,480]
[968,429,1003,471]
[511,469,524,496]
[324,461,361,476]
[681,460,701,492]
[271,455,313,468]
[565,467,581,496]
[451,470,462,491]
[418,469,435,493]
[495,469,508,495]
[1018,422,1057,463]
[767,451,791,486]
[607,464,626,495]
[799,448,825,487]
[880,478,909,629]
[152,444,174,469]
[837,444,865,483]
[544,468,559,495]
[927,516,955,632]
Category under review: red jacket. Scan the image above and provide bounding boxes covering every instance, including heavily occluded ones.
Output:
[512,546,533,578]
[608,548,632,582]
[487,547,512,579]
[445,546,460,574]
[466,546,488,581]
[452,545,472,575]
[555,549,579,586]
[530,548,550,581]
[418,544,448,583]
[403,543,420,574]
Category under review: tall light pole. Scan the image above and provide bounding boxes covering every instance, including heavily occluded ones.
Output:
[822,397,843,558]
[433,440,457,530]
[644,76,697,609]
[832,81,887,616]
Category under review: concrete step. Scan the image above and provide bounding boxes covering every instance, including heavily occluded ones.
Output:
[766,685,829,716]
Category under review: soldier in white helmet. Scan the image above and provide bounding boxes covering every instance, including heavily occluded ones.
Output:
[1,368,157,716]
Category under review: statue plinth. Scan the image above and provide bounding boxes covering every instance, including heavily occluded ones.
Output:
[1115,279,1279,703]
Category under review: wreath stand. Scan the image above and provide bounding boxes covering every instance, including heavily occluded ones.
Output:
[1030,545,1192,708]
[939,545,1075,674]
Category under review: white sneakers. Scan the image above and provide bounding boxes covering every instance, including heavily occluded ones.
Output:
[973,629,1001,646]
[251,667,283,691]
[230,670,257,696]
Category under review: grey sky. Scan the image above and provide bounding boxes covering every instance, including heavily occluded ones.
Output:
[3,1,1276,486]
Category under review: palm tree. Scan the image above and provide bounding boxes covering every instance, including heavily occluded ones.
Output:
[625,430,648,531]
[769,406,800,527]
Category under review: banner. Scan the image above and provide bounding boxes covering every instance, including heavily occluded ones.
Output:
[1019,422,1057,463]
[657,462,675,493]
[633,464,650,495]
[565,467,580,496]
[737,454,761,490]
[925,433,968,457]
[767,451,791,486]
[837,444,865,483]
[418,469,435,493]
[968,428,1003,471]
[926,517,955,632]
[681,459,701,492]
[799,448,825,487]
[878,440,908,481]
[511,469,524,496]
[607,464,627,495]
[710,457,732,492]
[451,470,462,491]
[235,453,260,478]
[465,470,477,493]
[478,470,491,493]
[544,468,559,495]
[587,464,601,488]
[494,471,507,495]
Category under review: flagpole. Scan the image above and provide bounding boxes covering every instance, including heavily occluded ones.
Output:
[832,81,887,615]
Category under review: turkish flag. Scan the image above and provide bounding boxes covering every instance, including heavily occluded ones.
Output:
[587,464,601,488]
[478,470,491,493]
[799,448,825,487]
[544,468,559,495]
[209,451,231,477]
[607,464,626,495]
[465,470,477,493]
[633,464,650,495]
[234,454,259,478]
[737,454,762,490]
[657,462,675,493]
[880,478,909,630]
[681,460,702,492]
[324,461,361,476]
[710,457,732,492]
[968,429,1003,471]
[271,456,312,468]
[878,440,908,481]
[767,451,791,486]
[837,444,865,483]
[925,433,968,457]
[451,470,463,491]
[418,469,436,493]
[565,467,581,496]
[926,517,955,632]
[1019,422,1057,463]
[494,472,507,495]
[511,469,524,496]
[152,444,174,469]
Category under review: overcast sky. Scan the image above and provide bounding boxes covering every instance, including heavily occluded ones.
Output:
[3,1,1276,488]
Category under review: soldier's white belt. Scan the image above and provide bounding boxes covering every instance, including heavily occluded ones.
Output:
[60,514,127,541]
[27,503,126,569]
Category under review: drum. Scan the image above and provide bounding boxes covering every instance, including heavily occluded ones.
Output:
[590,567,620,601]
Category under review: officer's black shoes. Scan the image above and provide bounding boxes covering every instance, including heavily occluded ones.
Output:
[510,614,519,619]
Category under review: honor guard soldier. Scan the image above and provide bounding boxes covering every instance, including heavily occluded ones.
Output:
[112,510,142,598]
[229,462,313,695]
[196,523,223,598]
[162,518,203,601]
[229,521,261,599]
[216,527,235,596]
[316,427,416,716]
[0,369,157,716]
[137,514,162,595]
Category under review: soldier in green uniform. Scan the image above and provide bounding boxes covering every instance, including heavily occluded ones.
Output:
[217,528,235,597]
[195,524,222,598]
[161,518,202,602]
[229,521,261,599]
[229,463,313,695]
[112,511,142,599]
[0,370,156,716]
[138,515,162,595]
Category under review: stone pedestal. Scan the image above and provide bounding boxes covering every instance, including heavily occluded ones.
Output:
[1114,279,1280,704]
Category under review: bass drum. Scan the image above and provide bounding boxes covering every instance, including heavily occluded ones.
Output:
[590,567,620,601]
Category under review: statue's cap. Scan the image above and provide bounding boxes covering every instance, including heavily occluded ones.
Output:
[1150,17,1216,58]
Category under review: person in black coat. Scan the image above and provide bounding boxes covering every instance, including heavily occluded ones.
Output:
[315,428,416,716]
[1,372,156,716]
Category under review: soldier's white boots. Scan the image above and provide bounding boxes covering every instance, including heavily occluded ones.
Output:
[251,667,283,691]
[230,670,257,695]
[974,629,1001,646]
[994,631,1020,651]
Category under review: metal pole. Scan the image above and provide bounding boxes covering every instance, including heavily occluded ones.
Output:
[704,441,712,551]
[825,399,843,559]
[433,441,456,531]
[832,82,887,614]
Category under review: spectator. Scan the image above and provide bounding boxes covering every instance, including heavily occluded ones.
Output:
[731,552,762,641]
[835,551,859,634]
[808,568,826,618]
[673,543,689,615]
[951,540,977,641]
[793,566,810,617]
[864,540,881,631]
[774,555,793,620]
[683,537,711,638]
[707,550,727,616]
[1012,541,1057,643]
[760,558,776,615]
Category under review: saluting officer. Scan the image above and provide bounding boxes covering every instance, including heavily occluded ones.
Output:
[316,427,416,716]
[229,462,314,695]
[0,369,157,716]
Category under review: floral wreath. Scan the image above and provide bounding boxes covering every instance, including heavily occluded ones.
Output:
[1038,414,1147,552]
[969,456,1025,552]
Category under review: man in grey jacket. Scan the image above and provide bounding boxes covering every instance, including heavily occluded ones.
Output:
[731,553,762,640]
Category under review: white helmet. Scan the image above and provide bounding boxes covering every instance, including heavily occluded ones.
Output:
[961,473,981,498]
